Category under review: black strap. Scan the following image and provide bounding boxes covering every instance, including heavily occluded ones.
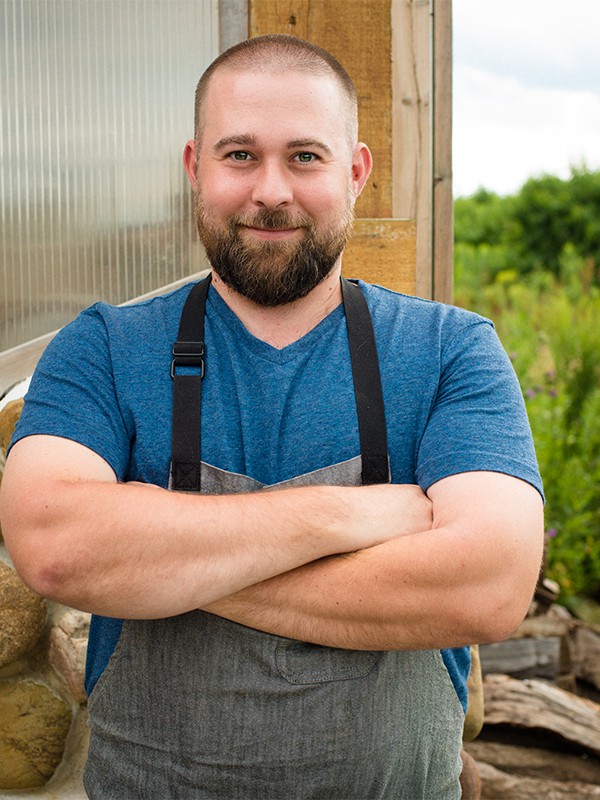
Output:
[170,275,389,491]
[341,278,390,485]
[170,275,211,491]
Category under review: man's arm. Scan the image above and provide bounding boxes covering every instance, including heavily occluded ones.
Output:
[204,471,544,650]
[0,434,432,619]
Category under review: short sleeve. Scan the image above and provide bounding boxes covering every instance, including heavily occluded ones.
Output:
[10,306,132,480]
[416,320,543,498]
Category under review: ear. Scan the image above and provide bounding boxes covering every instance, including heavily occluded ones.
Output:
[350,143,373,199]
[183,140,199,189]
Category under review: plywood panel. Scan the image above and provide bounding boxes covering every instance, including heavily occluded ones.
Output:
[248,0,393,219]
[343,219,416,295]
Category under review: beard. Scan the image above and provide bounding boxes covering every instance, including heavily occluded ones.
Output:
[193,193,354,307]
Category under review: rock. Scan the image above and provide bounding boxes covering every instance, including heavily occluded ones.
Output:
[0,397,24,457]
[49,609,91,704]
[0,678,72,790]
[0,561,46,667]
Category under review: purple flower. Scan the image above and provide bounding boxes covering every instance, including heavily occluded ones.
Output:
[546,528,558,539]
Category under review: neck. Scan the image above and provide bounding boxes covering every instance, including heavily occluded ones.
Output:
[211,263,343,349]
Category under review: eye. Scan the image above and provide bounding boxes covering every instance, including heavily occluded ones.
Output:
[228,151,252,162]
[295,152,317,164]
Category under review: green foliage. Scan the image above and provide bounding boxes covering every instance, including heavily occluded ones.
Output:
[455,168,600,291]
[455,171,600,603]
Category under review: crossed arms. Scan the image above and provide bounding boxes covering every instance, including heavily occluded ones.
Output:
[0,434,544,651]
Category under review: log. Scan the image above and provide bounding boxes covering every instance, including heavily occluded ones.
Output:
[465,740,600,784]
[482,674,600,757]
[475,761,600,800]
[479,637,561,680]
[572,625,600,691]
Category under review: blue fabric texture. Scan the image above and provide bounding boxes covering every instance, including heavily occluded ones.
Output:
[12,280,543,709]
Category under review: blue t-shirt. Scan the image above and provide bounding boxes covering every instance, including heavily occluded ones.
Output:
[12,280,543,710]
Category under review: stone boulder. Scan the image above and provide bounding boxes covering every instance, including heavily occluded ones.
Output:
[50,608,91,704]
[0,561,46,667]
[0,397,24,457]
[0,678,72,790]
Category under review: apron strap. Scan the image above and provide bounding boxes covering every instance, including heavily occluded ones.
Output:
[170,275,211,492]
[170,275,389,491]
[341,278,390,485]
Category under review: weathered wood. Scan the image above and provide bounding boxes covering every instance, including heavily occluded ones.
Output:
[466,740,600,785]
[573,625,600,691]
[249,0,393,219]
[432,0,453,303]
[479,637,561,681]
[391,0,432,298]
[513,605,574,639]
[475,760,600,800]
[482,674,600,757]
[343,219,416,294]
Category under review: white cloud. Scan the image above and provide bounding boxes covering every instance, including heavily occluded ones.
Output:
[453,1,600,196]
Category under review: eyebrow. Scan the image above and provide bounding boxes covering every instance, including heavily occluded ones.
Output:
[288,139,333,156]
[212,135,333,157]
[212,135,258,153]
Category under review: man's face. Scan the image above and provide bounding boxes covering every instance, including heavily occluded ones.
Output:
[186,68,367,306]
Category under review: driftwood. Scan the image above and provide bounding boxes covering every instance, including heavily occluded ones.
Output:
[468,603,600,797]
[474,760,600,799]
[465,740,600,785]
[482,674,600,757]
[479,606,600,694]
[479,636,561,680]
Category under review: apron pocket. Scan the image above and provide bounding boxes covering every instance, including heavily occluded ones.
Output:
[275,640,381,684]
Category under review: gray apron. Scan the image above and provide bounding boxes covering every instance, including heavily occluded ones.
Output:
[84,278,463,799]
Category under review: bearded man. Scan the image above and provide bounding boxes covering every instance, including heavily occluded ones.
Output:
[1,35,543,800]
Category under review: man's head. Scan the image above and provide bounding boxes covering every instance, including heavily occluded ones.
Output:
[183,35,372,307]
[193,34,359,151]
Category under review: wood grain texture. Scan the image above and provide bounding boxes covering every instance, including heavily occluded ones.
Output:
[248,0,393,218]
[343,218,416,294]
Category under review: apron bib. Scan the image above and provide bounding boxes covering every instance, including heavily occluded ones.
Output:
[84,278,463,799]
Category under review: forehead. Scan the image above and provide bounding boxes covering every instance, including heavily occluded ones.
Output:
[201,68,353,149]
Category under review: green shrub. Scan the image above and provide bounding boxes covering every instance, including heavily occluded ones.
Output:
[456,277,600,601]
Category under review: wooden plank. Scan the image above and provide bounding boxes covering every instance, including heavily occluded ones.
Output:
[432,0,453,303]
[343,219,416,294]
[391,0,432,298]
[248,0,393,219]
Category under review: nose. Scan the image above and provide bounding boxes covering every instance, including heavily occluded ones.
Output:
[251,160,293,209]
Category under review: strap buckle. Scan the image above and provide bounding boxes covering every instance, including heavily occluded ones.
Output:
[170,341,205,379]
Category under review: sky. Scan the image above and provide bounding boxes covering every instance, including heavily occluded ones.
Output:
[452,0,600,197]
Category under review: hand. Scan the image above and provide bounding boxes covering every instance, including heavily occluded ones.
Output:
[336,483,433,552]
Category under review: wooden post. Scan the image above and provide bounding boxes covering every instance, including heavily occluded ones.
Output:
[247,0,453,301]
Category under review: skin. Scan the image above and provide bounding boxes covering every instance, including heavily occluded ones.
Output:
[0,66,544,648]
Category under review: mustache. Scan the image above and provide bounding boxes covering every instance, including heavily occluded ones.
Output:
[229,209,313,231]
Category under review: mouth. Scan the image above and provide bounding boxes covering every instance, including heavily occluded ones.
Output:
[240,225,304,241]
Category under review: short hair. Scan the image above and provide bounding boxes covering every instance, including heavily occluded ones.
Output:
[194,34,358,145]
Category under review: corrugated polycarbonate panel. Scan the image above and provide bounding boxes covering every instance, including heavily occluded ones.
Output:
[1,0,218,350]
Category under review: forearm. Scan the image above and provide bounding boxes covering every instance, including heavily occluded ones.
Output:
[205,531,478,650]
[2,476,361,619]
[2,438,434,619]
[206,475,545,651]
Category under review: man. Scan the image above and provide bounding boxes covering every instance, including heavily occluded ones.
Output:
[0,35,543,799]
